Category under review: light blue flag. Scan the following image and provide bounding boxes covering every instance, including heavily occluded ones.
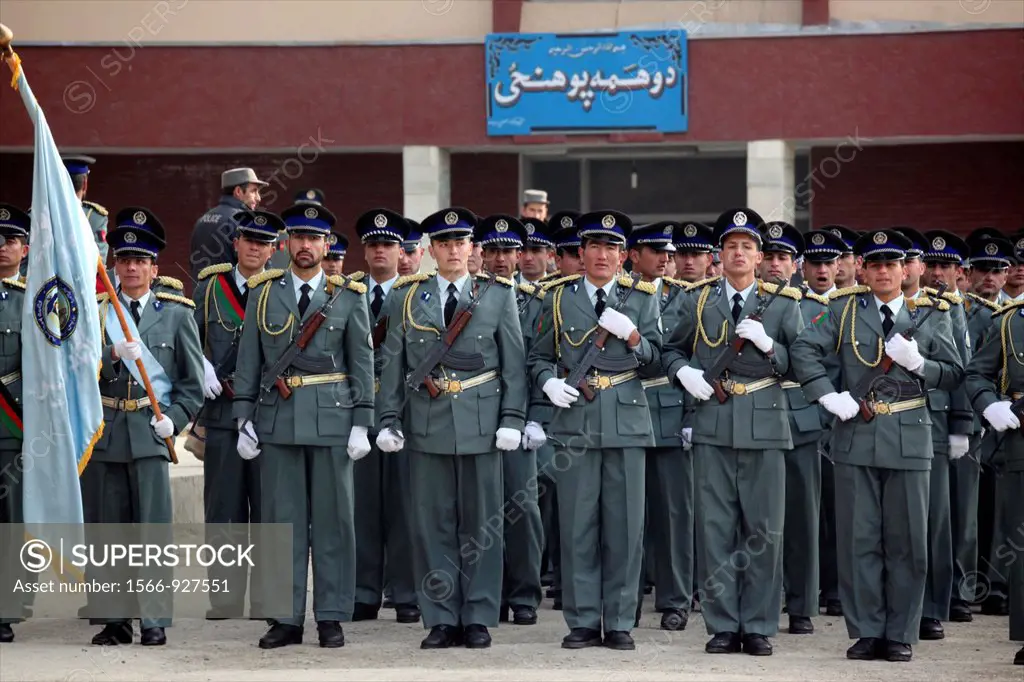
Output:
[12,61,105,557]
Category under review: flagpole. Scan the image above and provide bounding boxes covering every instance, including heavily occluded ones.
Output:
[0,25,178,464]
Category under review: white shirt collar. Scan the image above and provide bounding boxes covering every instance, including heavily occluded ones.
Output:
[234,267,249,291]
[292,269,325,301]
[120,289,151,311]
[724,278,756,304]
[583,276,616,305]
[874,293,904,319]
[369,273,400,298]
[436,272,471,297]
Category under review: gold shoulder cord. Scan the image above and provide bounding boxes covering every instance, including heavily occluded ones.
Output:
[556,286,598,351]
[693,285,728,355]
[1000,309,1023,394]
[837,295,883,367]
[403,282,440,337]
[98,297,108,340]
[256,282,294,337]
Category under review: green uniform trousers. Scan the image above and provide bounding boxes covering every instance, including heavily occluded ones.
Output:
[1007,471,1024,641]
[984,473,1011,599]
[949,455,980,603]
[557,447,645,632]
[354,446,417,607]
[783,442,821,617]
[819,457,840,603]
[203,426,263,617]
[923,457,953,621]
[0,447,29,624]
[502,448,543,609]
[694,445,785,636]
[834,463,929,644]
[410,450,503,628]
[80,458,173,629]
[642,446,694,612]
[259,444,355,627]
[537,443,561,591]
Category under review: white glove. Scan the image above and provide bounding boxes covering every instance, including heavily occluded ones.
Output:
[543,377,580,408]
[236,419,261,460]
[983,401,1021,432]
[347,426,371,461]
[884,334,925,373]
[680,427,693,451]
[522,421,547,450]
[598,308,637,342]
[113,340,143,363]
[150,414,174,439]
[948,434,970,460]
[819,391,860,422]
[675,366,714,401]
[735,319,774,354]
[201,357,223,400]
[495,427,522,452]
[375,427,405,452]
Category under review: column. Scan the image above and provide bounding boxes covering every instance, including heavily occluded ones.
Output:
[403,146,450,272]
[746,140,795,225]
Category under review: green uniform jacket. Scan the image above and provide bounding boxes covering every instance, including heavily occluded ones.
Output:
[965,293,1002,435]
[965,300,1024,471]
[517,281,550,425]
[528,274,662,450]
[379,272,527,455]
[232,269,375,445]
[0,279,24,448]
[791,286,964,471]
[647,278,689,447]
[663,277,804,451]
[348,270,397,429]
[786,292,836,447]
[923,288,974,442]
[193,264,247,430]
[83,200,109,264]
[94,291,205,461]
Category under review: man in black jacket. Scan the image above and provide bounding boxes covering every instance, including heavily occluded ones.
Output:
[189,168,267,281]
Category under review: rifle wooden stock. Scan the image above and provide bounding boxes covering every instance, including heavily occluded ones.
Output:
[420,307,474,399]
[422,377,441,399]
[221,379,235,399]
[1011,396,1024,421]
[275,376,292,401]
[270,301,334,399]
[711,380,729,404]
[858,399,876,423]
[372,316,388,349]
[574,328,612,402]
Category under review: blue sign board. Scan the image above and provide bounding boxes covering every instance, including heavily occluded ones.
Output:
[485,30,688,136]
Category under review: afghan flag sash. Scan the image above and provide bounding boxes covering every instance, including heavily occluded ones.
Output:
[0,380,22,440]
[213,273,245,326]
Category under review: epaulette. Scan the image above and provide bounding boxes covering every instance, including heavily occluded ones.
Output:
[995,299,1024,317]
[329,274,366,295]
[908,296,950,312]
[348,271,366,282]
[758,280,802,300]
[683,275,721,292]
[518,282,538,297]
[618,275,656,294]
[155,275,183,291]
[662,276,690,289]
[923,286,963,306]
[803,291,830,305]
[537,271,561,283]
[965,292,1001,312]
[247,268,286,289]
[1,277,25,291]
[540,274,583,291]
[197,263,233,281]
[156,292,196,309]
[394,272,433,289]
[82,200,108,216]
[484,274,515,288]
[828,285,871,300]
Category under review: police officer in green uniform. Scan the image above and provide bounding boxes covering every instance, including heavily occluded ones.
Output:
[964,295,1024,665]
[626,222,694,632]
[192,209,281,619]
[664,208,804,657]
[528,210,662,651]
[323,231,347,277]
[791,229,964,662]
[0,205,29,644]
[549,213,586,279]
[86,207,205,646]
[61,154,109,265]
[232,201,374,649]
[474,215,545,626]
[398,223,425,277]
[347,209,419,624]
[376,207,527,650]
[758,222,824,636]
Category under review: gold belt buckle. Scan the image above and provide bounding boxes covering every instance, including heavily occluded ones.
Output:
[874,402,892,416]
[446,379,463,393]
[287,376,303,388]
[596,374,612,390]
[723,380,746,396]
[123,398,138,411]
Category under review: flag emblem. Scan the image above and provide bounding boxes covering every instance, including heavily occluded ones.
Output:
[33,276,80,346]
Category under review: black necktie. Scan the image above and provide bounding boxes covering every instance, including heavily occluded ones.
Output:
[595,288,607,317]
[444,283,458,328]
[239,283,248,308]
[881,304,894,337]
[298,283,312,317]
[129,300,141,325]
[731,293,743,323]
[371,284,384,319]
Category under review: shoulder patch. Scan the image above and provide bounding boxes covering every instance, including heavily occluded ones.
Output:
[82,200,108,216]
[803,291,830,305]
[966,292,1000,312]
[1,277,26,291]
[328,275,367,295]
[829,285,871,300]
[197,263,234,281]
[759,280,802,301]
[540,274,583,291]
[247,268,286,289]
[683,275,722,292]
[348,271,366,282]
[995,299,1024,317]
[155,292,196,309]
[394,272,433,289]
[154,275,183,291]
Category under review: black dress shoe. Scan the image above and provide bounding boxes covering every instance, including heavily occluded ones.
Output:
[561,627,602,649]
[705,632,741,654]
[845,637,880,660]
[660,609,687,631]
[395,604,421,624]
[512,605,537,625]
[464,624,491,649]
[0,624,13,643]
[351,602,379,621]
[91,623,133,646]
[381,597,395,609]
[885,640,912,662]
[982,595,1009,616]
[553,597,563,611]
[545,587,558,599]
[634,603,642,628]
[421,624,462,649]
[140,627,166,646]
[949,600,973,623]
[742,633,773,656]
[1014,645,1024,665]
[541,572,554,587]
[825,599,843,616]
[643,584,653,595]
[498,604,509,623]
[919,617,944,640]
[788,616,814,634]
[317,621,344,648]
[258,623,303,650]
[603,630,635,650]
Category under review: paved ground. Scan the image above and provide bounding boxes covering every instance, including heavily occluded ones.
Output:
[0,604,1018,681]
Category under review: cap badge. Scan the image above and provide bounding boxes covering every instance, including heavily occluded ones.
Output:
[328,234,338,245]
[985,242,999,256]
[374,213,388,228]
[1016,238,1024,251]
[733,211,747,227]
[663,226,672,236]
[811,233,825,246]
[768,225,784,239]
[684,224,697,238]
[254,216,267,226]
[830,228,842,238]
[0,209,9,222]
[525,224,535,235]
[123,232,137,244]
[560,216,573,228]
[873,232,888,245]
[444,211,459,226]
[304,207,318,220]
[932,237,946,251]
[601,214,616,229]
[495,219,508,233]
[133,211,147,225]
[306,190,316,200]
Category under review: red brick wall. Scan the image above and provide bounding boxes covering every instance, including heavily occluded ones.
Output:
[451,153,520,217]
[808,141,1024,235]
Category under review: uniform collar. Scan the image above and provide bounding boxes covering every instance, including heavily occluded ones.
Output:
[724,278,756,303]
[436,272,471,297]
[120,289,152,310]
[369,273,400,298]
[583,276,615,303]
[293,269,325,298]
[874,293,905,318]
